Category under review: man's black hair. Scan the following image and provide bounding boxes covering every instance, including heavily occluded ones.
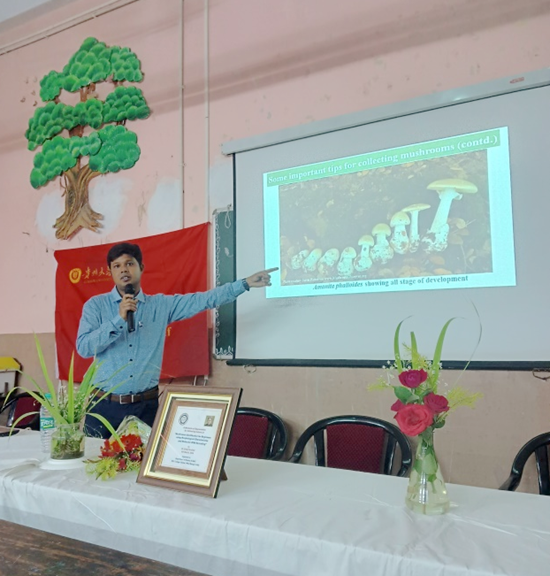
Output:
[107,242,143,267]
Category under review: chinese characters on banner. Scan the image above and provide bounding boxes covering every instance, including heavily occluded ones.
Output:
[54,224,210,381]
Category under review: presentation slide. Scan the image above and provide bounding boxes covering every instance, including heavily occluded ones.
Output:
[264,128,515,298]
[233,80,550,364]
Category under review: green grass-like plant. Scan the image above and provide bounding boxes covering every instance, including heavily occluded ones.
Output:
[4,335,123,438]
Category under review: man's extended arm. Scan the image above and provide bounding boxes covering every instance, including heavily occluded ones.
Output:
[167,280,246,323]
[76,298,125,358]
[167,268,278,323]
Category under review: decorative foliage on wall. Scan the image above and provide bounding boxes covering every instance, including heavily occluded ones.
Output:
[25,37,150,240]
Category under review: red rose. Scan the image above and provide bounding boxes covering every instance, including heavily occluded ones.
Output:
[398,369,428,388]
[424,393,449,414]
[118,458,127,471]
[390,399,405,412]
[394,404,434,436]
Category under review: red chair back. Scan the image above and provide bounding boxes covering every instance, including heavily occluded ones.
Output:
[326,423,385,473]
[9,395,41,428]
[228,414,270,459]
[289,415,413,477]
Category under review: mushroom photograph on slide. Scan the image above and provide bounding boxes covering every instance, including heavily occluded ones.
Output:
[263,127,516,299]
[278,150,490,285]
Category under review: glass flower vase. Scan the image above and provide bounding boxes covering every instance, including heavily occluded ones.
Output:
[50,423,85,460]
[405,428,450,515]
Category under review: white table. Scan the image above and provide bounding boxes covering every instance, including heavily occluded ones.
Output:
[0,431,549,576]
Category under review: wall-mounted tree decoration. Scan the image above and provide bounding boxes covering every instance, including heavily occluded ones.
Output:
[25,37,150,240]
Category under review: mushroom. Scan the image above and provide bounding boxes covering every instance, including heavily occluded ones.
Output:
[402,203,431,253]
[303,248,323,273]
[389,211,411,255]
[354,235,374,271]
[337,247,357,277]
[290,249,310,270]
[370,223,394,264]
[422,179,478,253]
[317,248,340,276]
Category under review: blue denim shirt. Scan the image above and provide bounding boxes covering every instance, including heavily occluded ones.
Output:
[76,281,245,394]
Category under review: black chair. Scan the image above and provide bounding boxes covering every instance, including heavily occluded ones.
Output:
[499,432,550,495]
[289,415,412,477]
[0,392,41,430]
[227,407,288,461]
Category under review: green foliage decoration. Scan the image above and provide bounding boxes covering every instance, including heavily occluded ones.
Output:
[26,102,66,150]
[30,136,76,188]
[103,86,149,123]
[69,132,102,159]
[75,99,104,129]
[39,70,64,102]
[38,38,145,101]
[62,37,113,92]
[26,36,148,240]
[111,46,144,82]
[89,125,140,174]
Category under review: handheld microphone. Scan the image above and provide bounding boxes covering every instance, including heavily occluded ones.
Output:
[124,284,136,333]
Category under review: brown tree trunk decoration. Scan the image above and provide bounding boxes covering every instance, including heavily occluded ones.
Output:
[55,165,103,240]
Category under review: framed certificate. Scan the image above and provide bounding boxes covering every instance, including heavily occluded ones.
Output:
[137,385,242,497]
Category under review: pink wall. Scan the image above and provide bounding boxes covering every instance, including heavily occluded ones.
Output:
[183,0,550,217]
[1,0,550,490]
[3,0,549,332]
[0,0,182,334]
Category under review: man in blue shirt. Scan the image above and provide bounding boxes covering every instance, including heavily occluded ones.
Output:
[77,242,276,438]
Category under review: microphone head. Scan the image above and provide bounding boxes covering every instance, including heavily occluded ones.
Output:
[124,284,135,295]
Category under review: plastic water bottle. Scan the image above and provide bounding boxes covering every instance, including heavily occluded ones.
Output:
[40,393,55,453]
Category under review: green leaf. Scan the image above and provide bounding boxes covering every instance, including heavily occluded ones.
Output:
[394,321,405,372]
[410,331,421,369]
[431,318,456,384]
[34,334,57,400]
[10,411,40,431]
[451,300,483,388]
[8,385,66,425]
[86,412,121,444]
[414,451,438,475]
[67,353,75,423]
[394,386,413,403]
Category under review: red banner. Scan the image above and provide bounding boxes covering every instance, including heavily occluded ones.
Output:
[54,224,210,381]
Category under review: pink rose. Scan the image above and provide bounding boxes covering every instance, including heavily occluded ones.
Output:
[390,399,405,412]
[398,369,428,389]
[424,393,449,414]
[394,404,434,436]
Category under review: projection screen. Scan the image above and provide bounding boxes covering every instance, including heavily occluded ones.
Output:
[223,70,550,369]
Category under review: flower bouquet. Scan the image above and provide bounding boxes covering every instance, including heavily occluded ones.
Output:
[85,416,151,480]
[371,319,482,515]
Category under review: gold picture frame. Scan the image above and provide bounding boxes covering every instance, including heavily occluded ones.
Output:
[137,385,242,497]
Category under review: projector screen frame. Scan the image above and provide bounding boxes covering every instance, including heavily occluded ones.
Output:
[224,68,550,372]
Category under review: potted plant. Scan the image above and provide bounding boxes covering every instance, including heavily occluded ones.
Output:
[5,335,121,460]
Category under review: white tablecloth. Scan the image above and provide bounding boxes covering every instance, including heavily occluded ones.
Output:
[0,431,549,576]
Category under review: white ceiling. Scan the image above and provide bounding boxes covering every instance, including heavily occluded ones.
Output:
[0,0,55,24]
